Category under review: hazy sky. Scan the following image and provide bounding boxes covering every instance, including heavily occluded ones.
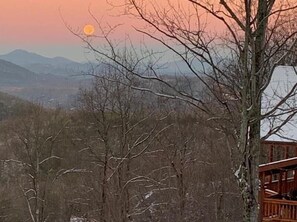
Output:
[0,0,125,62]
[0,0,220,62]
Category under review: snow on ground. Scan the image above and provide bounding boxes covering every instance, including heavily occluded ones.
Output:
[70,216,87,222]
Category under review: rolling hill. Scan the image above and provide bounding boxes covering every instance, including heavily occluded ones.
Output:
[0,59,38,85]
[0,58,86,108]
[0,49,91,77]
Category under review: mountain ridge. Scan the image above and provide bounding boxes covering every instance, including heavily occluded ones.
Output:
[0,49,91,77]
[0,59,39,84]
[0,49,202,76]
[0,49,76,65]
[0,58,86,108]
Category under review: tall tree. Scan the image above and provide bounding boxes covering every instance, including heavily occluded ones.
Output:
[74,0,297,221]
[76,69,172,221]
[3,105,68,222]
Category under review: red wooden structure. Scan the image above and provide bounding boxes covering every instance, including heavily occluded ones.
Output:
[260,140,297,221]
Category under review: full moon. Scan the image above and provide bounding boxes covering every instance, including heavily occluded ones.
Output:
[83,24,95,36]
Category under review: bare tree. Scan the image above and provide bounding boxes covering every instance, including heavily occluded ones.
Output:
[74,67,173,221]
[68,0,297,220]
[3,105,69,222]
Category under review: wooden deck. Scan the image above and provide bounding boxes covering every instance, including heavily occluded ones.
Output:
[260,141,297,221]
[263,198,297,221]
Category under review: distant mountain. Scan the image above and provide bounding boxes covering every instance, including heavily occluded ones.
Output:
[152,59,205,75]
[0,49,209,77]
[0,49,92,77]
[0,49,75,65]
[0,59,39,85]
[0,58,89,108]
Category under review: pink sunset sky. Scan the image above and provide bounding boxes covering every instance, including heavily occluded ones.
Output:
[1,1,294,62]
[0,0,131,61]
[0,0,221,62]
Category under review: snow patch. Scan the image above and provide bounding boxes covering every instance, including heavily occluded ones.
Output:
[145,191,153,199]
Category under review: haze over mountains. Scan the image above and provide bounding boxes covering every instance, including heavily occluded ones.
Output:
[0,49,199,107]
[0,49,92,77]
[0,50,94,107]
[0,59,38,85]
[0,49,196,76]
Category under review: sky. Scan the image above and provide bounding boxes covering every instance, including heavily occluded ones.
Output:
[0,0,193,62]
[1,1,295,63]
[0,0,126,62]
[0,0,221,62]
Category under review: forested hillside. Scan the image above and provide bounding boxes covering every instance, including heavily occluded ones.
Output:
[0,58,87,108]
[0,71,242,221]
[0,91,30,121]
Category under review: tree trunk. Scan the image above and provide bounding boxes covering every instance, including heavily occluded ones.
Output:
[237,127,259,221]
[237,0,268,220]
[241,124,261,222]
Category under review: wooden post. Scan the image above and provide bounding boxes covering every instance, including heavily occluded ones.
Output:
[279,170,283,195]
[295,146,297,189]
[269,144,273,162]
[260,172,265,221]
[285,170,288,193]
[269,145,273,184]
[294,168,297,189]
[284,147,289,193]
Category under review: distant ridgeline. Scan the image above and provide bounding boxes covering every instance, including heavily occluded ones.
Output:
[0,49,92,77]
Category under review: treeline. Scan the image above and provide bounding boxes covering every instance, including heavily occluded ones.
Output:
[0,72,242,221]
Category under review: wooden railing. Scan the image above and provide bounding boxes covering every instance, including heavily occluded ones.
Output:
[265,178,296,195]
[263,198,297,221]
